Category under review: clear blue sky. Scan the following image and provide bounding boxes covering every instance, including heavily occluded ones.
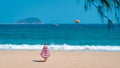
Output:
[0,0,102,24]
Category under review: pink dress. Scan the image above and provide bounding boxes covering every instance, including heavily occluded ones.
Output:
[40,45,50,58]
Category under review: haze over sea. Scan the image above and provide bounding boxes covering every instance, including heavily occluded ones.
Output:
[0,24,120,51]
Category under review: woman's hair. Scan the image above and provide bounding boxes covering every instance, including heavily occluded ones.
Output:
[44,43,47,45]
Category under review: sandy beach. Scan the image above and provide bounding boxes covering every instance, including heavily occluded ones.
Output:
[0,50,120,68]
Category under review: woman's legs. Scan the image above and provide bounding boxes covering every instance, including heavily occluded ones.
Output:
[44,57,47,62]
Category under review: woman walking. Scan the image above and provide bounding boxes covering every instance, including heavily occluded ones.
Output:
[40,44,50,62]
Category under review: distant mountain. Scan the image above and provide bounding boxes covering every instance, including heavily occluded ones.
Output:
[17,17,43,24]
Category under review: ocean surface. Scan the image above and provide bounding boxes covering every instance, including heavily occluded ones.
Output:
[0,24,120,51]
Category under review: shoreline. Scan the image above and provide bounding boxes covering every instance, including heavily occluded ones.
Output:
[0,49,120,52]
[0,45,120,52]
[0,50,120,68]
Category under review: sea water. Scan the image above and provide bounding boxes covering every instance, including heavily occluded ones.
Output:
[0,24,120,51]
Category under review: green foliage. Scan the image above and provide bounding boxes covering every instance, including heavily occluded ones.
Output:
[80,0,120,29]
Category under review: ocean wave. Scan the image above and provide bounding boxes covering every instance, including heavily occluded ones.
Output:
[0,44,120,51]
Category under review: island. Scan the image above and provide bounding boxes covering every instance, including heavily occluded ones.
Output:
[17,17,44,24]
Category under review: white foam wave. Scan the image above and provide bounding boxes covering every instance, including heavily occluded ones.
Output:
[0,44,120,51]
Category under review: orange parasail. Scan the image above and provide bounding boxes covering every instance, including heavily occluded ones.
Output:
[75,19,80,23]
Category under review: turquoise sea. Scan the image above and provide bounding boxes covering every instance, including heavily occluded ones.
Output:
[0,24,120,51]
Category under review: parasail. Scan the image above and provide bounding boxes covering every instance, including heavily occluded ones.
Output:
[75,19,80,23]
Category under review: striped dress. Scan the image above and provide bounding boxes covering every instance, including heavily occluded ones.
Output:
[40,45,50,58]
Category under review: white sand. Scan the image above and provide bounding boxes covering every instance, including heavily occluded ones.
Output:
[0,50,120,68]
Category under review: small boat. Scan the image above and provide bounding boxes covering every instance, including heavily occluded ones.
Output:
[53,23,59,26]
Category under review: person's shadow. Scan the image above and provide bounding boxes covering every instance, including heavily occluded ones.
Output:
[32,60,45,62]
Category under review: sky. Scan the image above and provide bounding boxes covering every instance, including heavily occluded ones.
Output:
[0,0,102,24]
